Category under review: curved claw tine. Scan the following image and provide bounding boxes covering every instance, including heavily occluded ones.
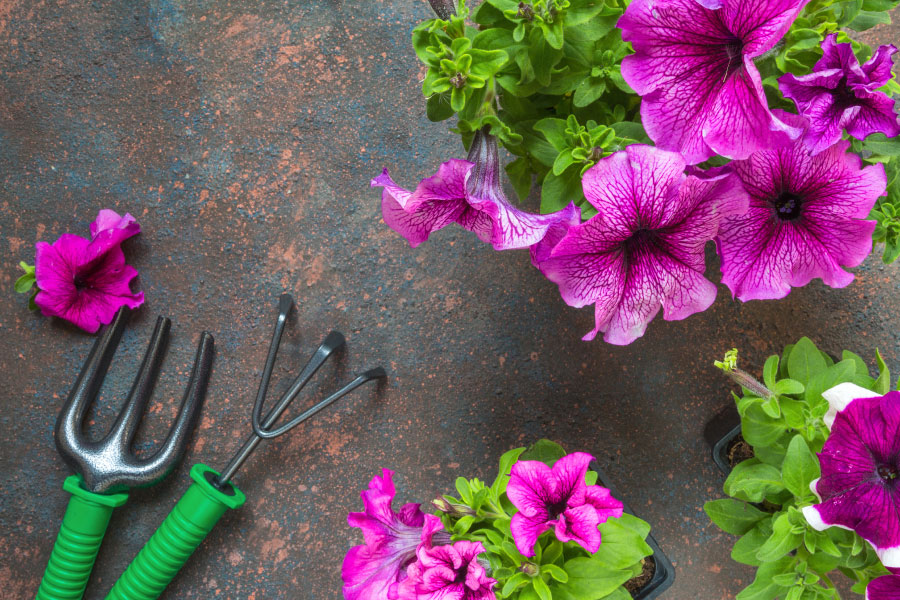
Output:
[56,308,131,450]
[142,332,215,479]
[108,316,171,448]
[250,294,295,436]
[252,366,386,439]
[251,331,345,435]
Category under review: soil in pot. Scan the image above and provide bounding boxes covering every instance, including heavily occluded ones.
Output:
[625,556,656,597]
[726,434,754,468]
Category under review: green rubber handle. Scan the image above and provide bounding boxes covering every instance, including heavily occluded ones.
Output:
[36,475,128,600]
[105,464,245,600]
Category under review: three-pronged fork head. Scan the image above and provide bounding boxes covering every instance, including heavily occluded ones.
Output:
[55,308,215,494]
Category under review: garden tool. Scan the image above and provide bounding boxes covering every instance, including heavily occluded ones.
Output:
[105,293,386,600]
[36,308,215,600]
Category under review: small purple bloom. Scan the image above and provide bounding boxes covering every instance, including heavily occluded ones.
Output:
[343,469,448,600]
[534,145,748,344]
[867,573,900,600]
[34,209,144,333]
[619,0,807,164]
[507,452,624,556]
[372,130,580,250]
[780,35,900,155]
[398,540,497,600]
[717,111,886,301]
[802,383,900,570]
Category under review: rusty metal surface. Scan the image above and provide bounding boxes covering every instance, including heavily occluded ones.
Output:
[1,2,899,598]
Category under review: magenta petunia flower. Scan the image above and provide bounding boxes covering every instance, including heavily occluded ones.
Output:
[533,145,748,344]
[34,209,144,333]
[867,573,900,600]
[506,452,624,556]
[779,35,900,155]
[372,130,580,250]
[717,111,886,301]
[619,0,807,164]
[343,469,448,600]
[801,383,900,570]
[397,540,496,600]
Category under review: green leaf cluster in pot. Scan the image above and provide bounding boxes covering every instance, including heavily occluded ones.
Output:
[411,0,646,214]
[439,439,654,600]
[706,338,894,599]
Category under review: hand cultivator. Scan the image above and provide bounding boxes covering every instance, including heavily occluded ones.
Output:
[36,309,215,600]
[105,294,385,599]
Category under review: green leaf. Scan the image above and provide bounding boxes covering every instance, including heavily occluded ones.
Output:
[533,575,552,600]
[426,93,455,122]
[842,350,868,378]
[724,460,785,503]
[756,513,803,562]
[456,477,473,504]
[502,572,529,597]
[19,261,35,274]
[732,521,773,566]
[551,555,636,600]
[763,355,779,389]
[552,149,578,176]
[736,556,794,600]
[543,563,569,583]
[493,446,526,497]
[540,170,584,214]
[773,379,804,396]
[781,435,820,499]
[592,517,653,569]
[741,404,786,447]
[864,133,900,157]
[15,272,35,294]
[875,349,890,394]
[787,337,826,384]
[848,9,891,30]
[534,118,570,151]
[506,157,533,203]
[704,499,769,535]
[520,439,567,467]
[615,512,651,539]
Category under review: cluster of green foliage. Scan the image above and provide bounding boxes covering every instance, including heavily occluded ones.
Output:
[440,439,654,600]
[706,339,894,599]
[14,261,37,310]
[411,0,900,258]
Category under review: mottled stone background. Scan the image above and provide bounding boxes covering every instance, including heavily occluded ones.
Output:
[1,1,899,598]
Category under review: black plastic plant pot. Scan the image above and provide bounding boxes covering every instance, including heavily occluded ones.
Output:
[590,462,676,600]
[703,405,743,475]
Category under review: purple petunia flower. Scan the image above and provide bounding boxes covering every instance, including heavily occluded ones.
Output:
[397,540,497,600]
[619,0,807,164]
[507,452,624,556]
[34,209,144,333]
[343,469,448,600]
[867,573,900,600]
[533,145,748,344]
[801,383,900,570]
[717,111,886,301]
[779,35,900,155]
[372,130,580,251]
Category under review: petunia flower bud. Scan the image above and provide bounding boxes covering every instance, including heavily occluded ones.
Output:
[520,561,539,577]
[427,0,455,19]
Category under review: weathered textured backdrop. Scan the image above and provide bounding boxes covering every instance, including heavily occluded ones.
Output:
[1,2,898,598]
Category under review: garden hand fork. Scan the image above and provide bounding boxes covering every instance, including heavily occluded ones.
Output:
[35,308,215,600]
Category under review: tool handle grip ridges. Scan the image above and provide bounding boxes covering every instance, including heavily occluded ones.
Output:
[36,476,127,600]
[105,464,245,600]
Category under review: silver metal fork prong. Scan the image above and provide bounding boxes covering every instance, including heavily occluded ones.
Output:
[138,331,215,483]
[55,308,130,465]
[106,316,171,449]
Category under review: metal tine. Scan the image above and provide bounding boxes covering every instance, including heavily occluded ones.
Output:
[138,331,215,476]
[57,308,130,450]
[106,316,171,447]
[253,367,386,439]
[250,330,346,438]
[250,293,295,434]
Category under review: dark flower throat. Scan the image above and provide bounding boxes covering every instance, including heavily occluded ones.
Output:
[773,191,803,221]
